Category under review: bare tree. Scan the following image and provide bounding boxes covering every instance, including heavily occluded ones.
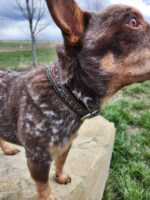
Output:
[16,0,49,67]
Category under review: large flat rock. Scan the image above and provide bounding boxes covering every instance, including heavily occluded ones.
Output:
[0,116,116,200]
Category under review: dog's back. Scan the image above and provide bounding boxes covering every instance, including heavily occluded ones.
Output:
[0,69,23,144]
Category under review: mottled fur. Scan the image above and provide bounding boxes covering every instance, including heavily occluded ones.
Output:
[0,1,150,200]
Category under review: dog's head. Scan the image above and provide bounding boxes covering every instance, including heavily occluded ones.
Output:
[46,0,150,103]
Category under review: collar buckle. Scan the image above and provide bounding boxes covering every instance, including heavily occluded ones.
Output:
[81,110,99,122]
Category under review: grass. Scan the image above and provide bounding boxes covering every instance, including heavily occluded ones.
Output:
[0,48,56,71]
[0,41,57,71]
[0,41,150,200]
[102,82,150,200]
[0,40,31,48]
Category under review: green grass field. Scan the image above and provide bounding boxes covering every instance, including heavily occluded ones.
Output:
[102,82,150,200]
[0,41,57,71]
[0,41,150,200]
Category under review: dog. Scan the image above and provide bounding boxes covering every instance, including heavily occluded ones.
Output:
[0,0,150,199]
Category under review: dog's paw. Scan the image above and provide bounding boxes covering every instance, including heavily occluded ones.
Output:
[47,194,55,200]
[38,194,55,200]
[49,195,55,200]
[3,147,20,155]
[55,173,71,184]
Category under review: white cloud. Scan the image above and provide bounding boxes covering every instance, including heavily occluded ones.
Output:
[111,0,150,17]
[0,20,26,40]
[0,0,149,40]
[0,19,62,40]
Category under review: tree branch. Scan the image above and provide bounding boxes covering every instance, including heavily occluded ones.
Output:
[15,0,51,67]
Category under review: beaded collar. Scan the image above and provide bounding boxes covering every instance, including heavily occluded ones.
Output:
[47,60,99,121]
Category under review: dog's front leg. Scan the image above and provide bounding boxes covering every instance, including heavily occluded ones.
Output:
[55,145,71,184]
[27,156,54,200]
[0,139,20,155]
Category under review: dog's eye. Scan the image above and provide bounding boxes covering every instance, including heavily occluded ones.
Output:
[129,17,138,27]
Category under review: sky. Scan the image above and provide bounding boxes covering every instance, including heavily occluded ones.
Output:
[0,0,150,41]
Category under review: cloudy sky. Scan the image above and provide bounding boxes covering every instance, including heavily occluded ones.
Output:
[0,0,150,41]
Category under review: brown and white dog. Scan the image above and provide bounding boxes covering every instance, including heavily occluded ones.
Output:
[0,0,150,199]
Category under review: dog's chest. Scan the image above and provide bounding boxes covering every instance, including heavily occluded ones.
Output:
[19,81,81,151]
[21,103,80,142]
[49,133,77,158]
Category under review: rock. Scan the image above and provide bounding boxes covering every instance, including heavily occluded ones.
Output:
[0,116,116,200]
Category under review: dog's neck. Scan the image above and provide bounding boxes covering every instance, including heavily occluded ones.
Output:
[56,45,111,111]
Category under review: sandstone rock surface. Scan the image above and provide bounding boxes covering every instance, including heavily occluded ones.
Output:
[0,116,115,200]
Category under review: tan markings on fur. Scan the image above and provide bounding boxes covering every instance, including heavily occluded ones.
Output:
[100,52,123,107]
[35,182,54,200]
[46,0,85,44]
[49,134,77,184]
[0,139,20,155]
[55,146,71,184]
[122,48,150,76]
[101,49,150,107]
[49,133,77,158]
[101,52,118,73]
[101,49,150,75]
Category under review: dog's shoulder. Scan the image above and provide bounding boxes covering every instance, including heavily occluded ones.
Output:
[25,66,49,89]
[23,66,55,105]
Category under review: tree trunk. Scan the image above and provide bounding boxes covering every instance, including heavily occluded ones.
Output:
[31,35,37,68]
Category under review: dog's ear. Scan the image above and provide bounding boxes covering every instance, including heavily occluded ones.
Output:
[46,0,90,45]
